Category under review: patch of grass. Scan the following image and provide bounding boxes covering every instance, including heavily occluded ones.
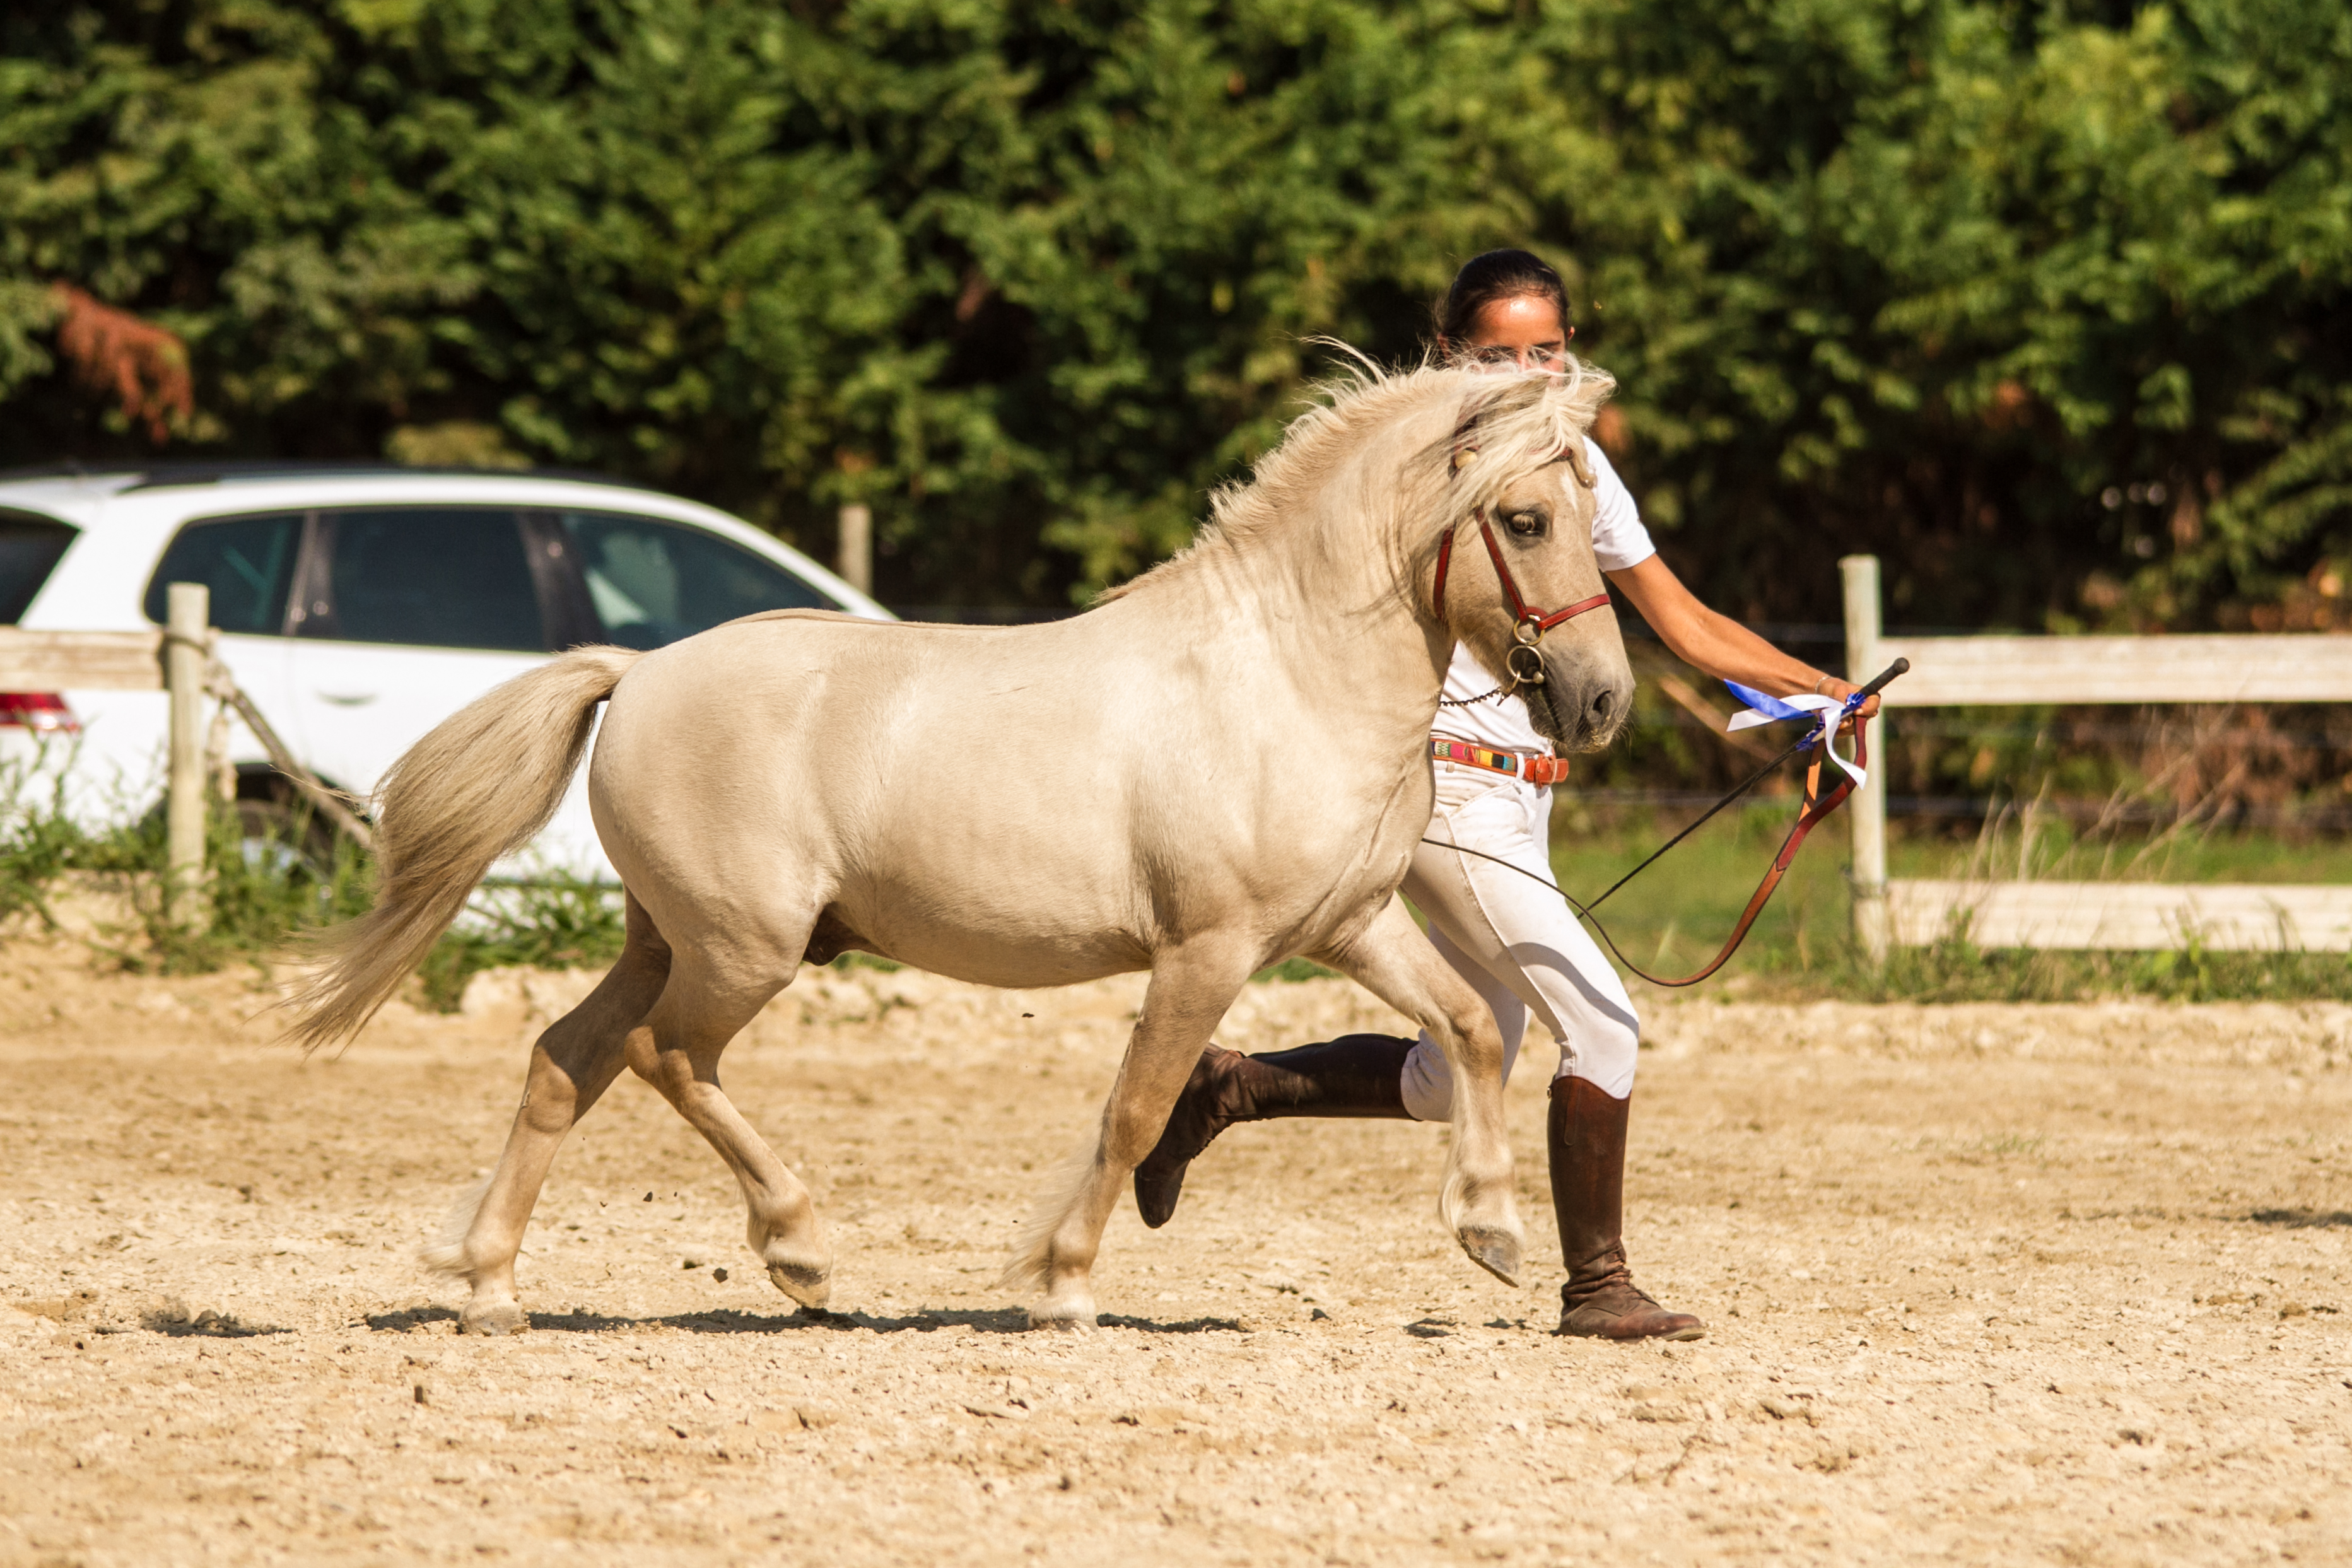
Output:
[415,875,628,1012]
[0,751,373,974]
[101,806,376,976]
[0,758,620,1001]
[1550,799,2352,1003]
[1551,800,1851,991]
[1970,1133,2045,1159]
[1842,937,2352,1004]
[0,758,100,928]
[1254,957,1340,983]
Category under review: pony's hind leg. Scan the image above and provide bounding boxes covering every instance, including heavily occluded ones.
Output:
[628,951,831,1309]
[1001,938,1257,1328]
[433,892,673,1335]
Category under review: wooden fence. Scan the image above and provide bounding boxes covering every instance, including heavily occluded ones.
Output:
[1839,555,2352,959]
[1,582,366,922]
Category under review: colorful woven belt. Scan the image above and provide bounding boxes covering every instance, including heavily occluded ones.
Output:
[1430,738,1571,787]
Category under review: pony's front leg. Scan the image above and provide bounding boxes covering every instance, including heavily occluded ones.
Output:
[1326,897,1525,1285]
[1002,941,1256,1328]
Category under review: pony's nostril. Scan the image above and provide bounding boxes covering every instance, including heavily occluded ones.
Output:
[1590,688,1615,722]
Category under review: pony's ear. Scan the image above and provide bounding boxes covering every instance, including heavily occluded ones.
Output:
[1564,440,1595,489]
[1450,372,1552,469]
[1446,378,1523,470]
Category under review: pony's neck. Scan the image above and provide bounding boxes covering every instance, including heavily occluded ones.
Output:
[1191,440,1451,736]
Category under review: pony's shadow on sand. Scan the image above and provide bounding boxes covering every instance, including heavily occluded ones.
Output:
[360,1304,1251,1337]
[363,1306,463,1333]
[141,1308,289,1338]
[2250,1207,2352,1229]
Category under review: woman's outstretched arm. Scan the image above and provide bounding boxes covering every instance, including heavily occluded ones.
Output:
[1604,555,1881,717]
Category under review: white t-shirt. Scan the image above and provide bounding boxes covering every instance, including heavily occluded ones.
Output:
[1433,438,1654,756]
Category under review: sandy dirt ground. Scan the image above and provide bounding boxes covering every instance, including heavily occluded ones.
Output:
[2,940,2349,1567]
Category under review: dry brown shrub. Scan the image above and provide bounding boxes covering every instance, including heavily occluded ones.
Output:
[50,283,193,442]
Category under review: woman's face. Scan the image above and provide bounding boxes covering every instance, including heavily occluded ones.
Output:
[1457,294,1571,372]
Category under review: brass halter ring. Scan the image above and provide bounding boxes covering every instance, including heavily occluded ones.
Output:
[1504,614,1549,687]
[1430,522,1613,692]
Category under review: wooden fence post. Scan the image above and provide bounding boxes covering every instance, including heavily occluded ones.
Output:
[836,503,872,596]
[1840,555,1888,964]
[166,581,210,921]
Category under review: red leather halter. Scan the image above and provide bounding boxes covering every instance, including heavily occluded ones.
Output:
[1431,511,1613,689]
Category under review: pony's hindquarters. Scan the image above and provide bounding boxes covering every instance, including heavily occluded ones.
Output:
[285,645,643,1053]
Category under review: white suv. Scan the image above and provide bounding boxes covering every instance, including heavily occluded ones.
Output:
[0,463,890,875]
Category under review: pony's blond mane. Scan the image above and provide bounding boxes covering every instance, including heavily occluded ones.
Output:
[1097,349,1617,605]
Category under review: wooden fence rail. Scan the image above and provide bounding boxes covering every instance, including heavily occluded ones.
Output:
[1840,555,2352,959]
[0,627,166,692]
[2,583,368,923]
[1,595,208,911]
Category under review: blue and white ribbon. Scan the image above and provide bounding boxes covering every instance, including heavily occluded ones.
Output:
[1722,681,1869,791]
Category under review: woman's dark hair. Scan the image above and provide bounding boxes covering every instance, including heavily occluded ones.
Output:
[1436,249,1570,345]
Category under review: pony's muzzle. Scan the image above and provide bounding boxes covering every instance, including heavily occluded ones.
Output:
[1543,659,1635,752]
[1587,670,1635,747]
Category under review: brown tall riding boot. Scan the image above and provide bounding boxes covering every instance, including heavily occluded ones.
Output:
[1133,1036,1415,1228]
[1549,1076,1705,1341]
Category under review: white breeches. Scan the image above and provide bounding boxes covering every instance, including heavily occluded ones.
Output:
[1397,759,1641,1121]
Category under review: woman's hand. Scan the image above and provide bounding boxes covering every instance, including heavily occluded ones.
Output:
[1810,675,1880,727]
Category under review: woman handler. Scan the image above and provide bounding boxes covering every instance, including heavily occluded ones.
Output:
[1133,249,1876,1342]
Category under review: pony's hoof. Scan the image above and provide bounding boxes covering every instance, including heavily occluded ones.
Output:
[767,1260,832,1310]
[459,1301,529,1336]
[1458,1226,1522,1287]
[1026,1296,1099,1331]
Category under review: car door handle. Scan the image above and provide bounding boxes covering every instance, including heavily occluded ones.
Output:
[315,692,379,707]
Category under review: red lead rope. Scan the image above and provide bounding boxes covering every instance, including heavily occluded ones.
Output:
[1425,708,1876,988]
[1603,714,1868,986]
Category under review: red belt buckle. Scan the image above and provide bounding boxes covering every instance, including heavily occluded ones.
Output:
[1526,755,1571,787]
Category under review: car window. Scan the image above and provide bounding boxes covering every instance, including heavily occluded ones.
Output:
[561,512,836,650]
[143,512,300,635]
[0,512,78,625]
[315,508,546,652]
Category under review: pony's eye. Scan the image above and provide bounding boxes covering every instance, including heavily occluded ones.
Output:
[1506,506,1549,537]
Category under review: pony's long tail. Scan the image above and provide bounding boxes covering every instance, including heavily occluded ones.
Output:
[283,645,643,1053]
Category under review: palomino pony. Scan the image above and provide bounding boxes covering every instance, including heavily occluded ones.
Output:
[289,356,1634,1333]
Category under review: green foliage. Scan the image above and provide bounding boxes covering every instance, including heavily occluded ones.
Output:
[9,746,2349,1004]
[1553,798,1858,985]
[1841,931,2352,1004]
[105,805,378,976]
[0,754,100,928]
[1254,956,1340,983]
[0,751,375,973]
[1,1,2344,625]
[0,754,617,997]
